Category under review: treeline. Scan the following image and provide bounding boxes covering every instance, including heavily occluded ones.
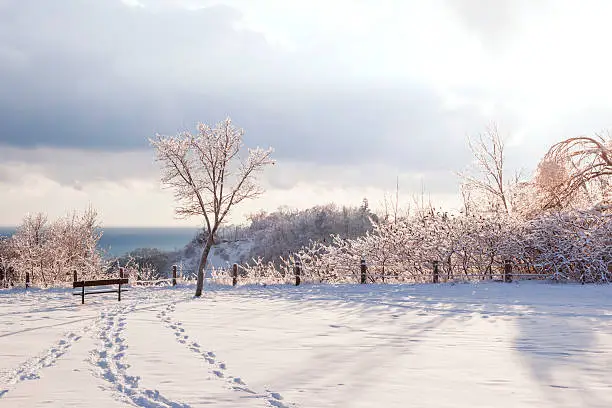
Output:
[234,208,611,284]
[245,200,377,262]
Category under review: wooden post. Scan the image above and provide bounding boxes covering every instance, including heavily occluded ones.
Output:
[172,265,177,286]
[433,261,439,283]
[73,270,77,283]
[360,258,367,284]
[294,260,301,286]
[25,272,30,289]
[81,284,85,304]
[232,263,238,287]
[503,260,512,283]
[118,267,124,301]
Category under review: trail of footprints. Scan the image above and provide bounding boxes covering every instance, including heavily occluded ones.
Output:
[92,304,190,408]
[0,330,86,398]
[157,303,294,408]
[1,300,295,408]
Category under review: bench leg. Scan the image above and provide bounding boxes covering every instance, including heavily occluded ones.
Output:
[82,285,85,305]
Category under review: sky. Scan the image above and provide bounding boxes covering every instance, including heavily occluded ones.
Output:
[1,0,612,226]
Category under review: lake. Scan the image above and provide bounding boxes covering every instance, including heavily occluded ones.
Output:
[0,227,200,257]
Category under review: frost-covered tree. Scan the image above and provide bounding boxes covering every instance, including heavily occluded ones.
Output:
[150,117,274,297]
[460,123,519,214]
[539,134,611,211]
[11,213,50,285]
[0,236,17,287]
[6,208,104,287]
[47,208,103,282]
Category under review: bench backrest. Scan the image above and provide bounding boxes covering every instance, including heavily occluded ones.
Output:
[73,278,128,288]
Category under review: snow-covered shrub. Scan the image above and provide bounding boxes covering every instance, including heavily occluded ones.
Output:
[520,209,612,282]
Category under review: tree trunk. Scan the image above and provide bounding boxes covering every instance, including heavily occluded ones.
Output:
[195,234,215,297]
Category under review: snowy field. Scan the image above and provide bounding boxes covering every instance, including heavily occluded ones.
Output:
[1,282,612,408]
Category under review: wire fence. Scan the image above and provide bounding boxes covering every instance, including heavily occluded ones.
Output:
[199,259,585,287]
[44,258,605,291]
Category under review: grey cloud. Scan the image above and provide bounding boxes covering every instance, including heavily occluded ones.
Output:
[0,147,158,188]
[0,0,494,177]
[231,85,481,171]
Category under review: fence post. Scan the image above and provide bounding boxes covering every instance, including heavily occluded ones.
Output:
[232,263,238,287]
[360,258,367,284]
[433,261,439,283]
[74,270,79,303]
[172,265,177,286]
[25,272,30,289]
[503,260,512,283]
[294,260,301,286]
[119,267,124,301]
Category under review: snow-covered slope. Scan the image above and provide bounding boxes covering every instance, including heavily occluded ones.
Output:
[206,239,254,269]
[1,282,612,407]
[179,239,254,277]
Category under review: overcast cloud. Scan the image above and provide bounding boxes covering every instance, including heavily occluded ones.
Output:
[1,0,611,225]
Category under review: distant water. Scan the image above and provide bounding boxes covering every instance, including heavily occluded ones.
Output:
[0,228,14,238]
[98,227,200,257]
[0,227,200,257]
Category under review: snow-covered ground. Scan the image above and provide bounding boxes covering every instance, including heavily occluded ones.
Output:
[1,282,611,407]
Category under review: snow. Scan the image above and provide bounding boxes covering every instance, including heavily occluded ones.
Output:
[1,282,612,407]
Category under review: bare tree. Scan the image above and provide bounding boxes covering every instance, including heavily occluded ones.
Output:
[150,117,274,296]
[381,176,402,223]
[459,123,514,214]
[539,133,612,210]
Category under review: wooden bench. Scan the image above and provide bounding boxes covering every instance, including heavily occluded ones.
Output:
[73,272,128,304]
